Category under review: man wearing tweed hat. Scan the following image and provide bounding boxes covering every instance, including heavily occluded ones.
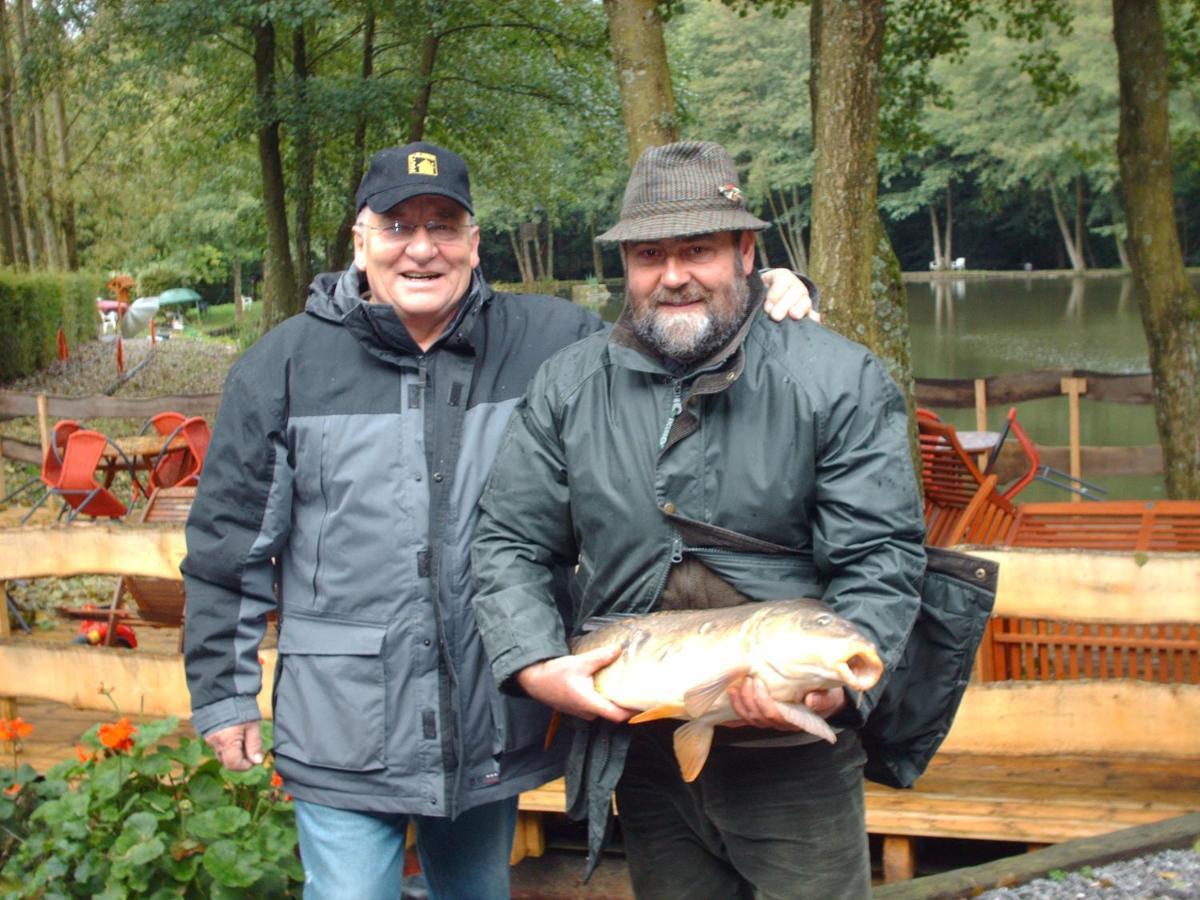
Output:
[473,141,926,898]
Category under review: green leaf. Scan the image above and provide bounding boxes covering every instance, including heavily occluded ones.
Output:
[133,717,180,749]
[91,758,126,802]
[186,806,251,842]
[187,773,226,808]
[135,752,175,779]
[161,849,201,883]
[201,840,263,888]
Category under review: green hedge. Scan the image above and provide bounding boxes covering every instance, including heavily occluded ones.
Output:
[0,270,106,382]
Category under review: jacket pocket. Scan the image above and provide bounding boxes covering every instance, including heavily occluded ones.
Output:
[273,613,388,772]
[490,693,554,758]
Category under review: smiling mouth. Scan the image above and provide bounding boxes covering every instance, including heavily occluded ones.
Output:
[402,272,442,281]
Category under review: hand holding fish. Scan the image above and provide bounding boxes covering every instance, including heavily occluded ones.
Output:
[516,645,636,723]
[725,677,847,730]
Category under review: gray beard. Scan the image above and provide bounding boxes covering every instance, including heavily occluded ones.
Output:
[629,276,752,367]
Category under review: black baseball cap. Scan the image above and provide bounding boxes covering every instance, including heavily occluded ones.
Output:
[355,142,474,215]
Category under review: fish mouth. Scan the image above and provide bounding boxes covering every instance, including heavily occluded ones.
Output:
[836,644,884,692]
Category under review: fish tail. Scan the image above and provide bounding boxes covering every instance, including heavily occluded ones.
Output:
[672,719,715,783]
[544,711,561,751]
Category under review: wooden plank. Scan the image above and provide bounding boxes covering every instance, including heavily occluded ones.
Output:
[914,370,1153,409]
[0,524,187,580]
[963,548,1200,622]
[0,640,276,720]
[871,813,1200,900]
[0,391,222,420]
[0,435,41,465]
[939,681,1200,757]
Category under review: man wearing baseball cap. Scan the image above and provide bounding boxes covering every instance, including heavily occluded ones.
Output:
[182,140,816,898]
[473,141,925,898]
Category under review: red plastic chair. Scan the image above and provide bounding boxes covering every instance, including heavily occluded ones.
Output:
[148,417,211,490]
[141,412,189,488]
[54,430,129,521]
[15,420,81,523]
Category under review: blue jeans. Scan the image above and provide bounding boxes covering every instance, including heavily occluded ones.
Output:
[293,796,518,900]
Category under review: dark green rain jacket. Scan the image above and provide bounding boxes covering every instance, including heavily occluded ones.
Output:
[472,273,991,874]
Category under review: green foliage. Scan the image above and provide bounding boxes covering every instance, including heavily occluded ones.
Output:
[0,718,301,898]
[0,271,106,382]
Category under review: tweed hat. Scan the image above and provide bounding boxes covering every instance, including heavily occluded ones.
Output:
[596,141,768,243]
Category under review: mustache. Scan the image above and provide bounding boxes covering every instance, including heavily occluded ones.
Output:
[650,284,713,307]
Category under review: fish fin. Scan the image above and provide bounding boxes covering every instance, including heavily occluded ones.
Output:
[673,719,715,783]
[628,704,687,724]
[775,702,837,743]
[682,668,750,718]
[544,711,561,750]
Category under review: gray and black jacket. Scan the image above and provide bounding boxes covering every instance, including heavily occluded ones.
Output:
[182,266,602,816]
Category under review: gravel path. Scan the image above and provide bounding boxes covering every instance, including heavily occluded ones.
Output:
[977,848,1200,899]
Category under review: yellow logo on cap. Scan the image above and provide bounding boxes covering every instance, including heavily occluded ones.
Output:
[408,152,438,176]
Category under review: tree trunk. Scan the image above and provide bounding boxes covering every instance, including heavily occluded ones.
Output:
[1113,0,1200,498]
[233,256,244,328]
[944,184,953,264]
[1049,178,1086,272]
[809,0,918,469]
[408,13,439,143]
[755,232,770,268]
[253,20,300,329]
[591,221,604,280]
[603,0,678,166]
[292,25,315,296]
[509,229,533,283]
[51,86,77,270]
[929,205,943,269]
[0,0,30,267]
[767,190,799,271]
[329,4,375,272]
[1074,176,1088,268]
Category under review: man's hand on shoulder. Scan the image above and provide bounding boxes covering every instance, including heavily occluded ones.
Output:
[761,269,821,323]
[206,720,265,771]
[516,646,634,724]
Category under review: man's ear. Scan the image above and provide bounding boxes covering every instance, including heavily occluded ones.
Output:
[353,223,367,270]
[738,231,757,273]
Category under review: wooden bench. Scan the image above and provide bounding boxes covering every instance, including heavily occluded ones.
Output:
[515,548,1200,879]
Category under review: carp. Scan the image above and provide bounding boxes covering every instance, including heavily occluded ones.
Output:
[571,599,884,782]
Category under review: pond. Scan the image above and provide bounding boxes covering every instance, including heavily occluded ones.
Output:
[908,274,1166,501]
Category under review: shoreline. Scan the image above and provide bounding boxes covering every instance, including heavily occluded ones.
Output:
[903,266,1200,282]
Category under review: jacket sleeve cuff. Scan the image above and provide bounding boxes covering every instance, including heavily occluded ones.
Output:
[191,696,262,738]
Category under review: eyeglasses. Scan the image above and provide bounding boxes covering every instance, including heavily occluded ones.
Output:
[359,220,471,245]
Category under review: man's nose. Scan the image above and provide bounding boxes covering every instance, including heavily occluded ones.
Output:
[403,226,438,260]
[661,255,691,289]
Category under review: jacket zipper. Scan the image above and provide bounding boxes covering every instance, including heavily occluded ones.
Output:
[658,380,683,450]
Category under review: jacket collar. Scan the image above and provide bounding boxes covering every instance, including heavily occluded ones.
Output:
[306,266,490,367]
[607,270,765,380]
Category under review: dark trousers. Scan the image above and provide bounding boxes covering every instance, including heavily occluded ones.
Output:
[615,724,871,900]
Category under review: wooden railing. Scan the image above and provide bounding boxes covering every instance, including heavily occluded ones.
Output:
[0,366,1162,492]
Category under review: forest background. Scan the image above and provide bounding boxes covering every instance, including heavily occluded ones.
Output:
[4,0,1197,298]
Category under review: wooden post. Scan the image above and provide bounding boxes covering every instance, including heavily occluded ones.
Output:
[973,378,989,469]
[1060,377,1088,503]
[0,578,13,725]
[883,834,916,882]
[36,393,50,460]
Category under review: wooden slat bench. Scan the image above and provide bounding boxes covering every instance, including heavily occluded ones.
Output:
[515,548,1200,879]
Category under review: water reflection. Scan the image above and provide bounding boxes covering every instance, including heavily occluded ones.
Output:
[909,274,1166,500]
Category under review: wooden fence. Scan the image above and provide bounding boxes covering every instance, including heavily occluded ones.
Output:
[0,366,1163,493]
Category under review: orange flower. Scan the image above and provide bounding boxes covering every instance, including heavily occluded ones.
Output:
[3,783,19,796]
[270,771,283,788]
[0,718,33,742]
[98,717,137,752]
[75,744,95,764]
